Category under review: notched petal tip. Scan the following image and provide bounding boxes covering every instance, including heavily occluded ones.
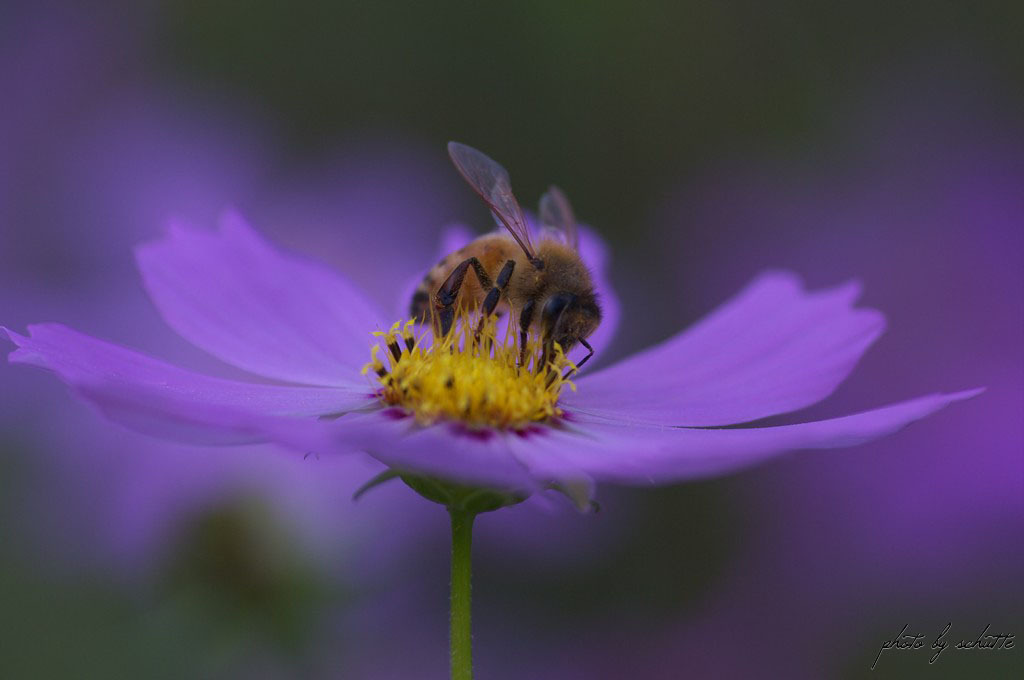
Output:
[4,323,64,368]
[570,271,890,427]
[549,387,986,485]
[829,276,865,305]
[2,322,373,447]
[753,269,865,306]
[753,268,803,288]
[941,386,986,402]
[1,325,24,347]
[2,326,31,365]
[134,218,202,268]
[217,205,247,230]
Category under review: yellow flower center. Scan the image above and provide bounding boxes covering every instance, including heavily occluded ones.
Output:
[363,313,576,430]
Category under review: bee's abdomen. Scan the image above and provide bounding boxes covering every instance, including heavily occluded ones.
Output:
[408,235,516,322]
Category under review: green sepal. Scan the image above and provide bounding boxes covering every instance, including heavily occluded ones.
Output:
[352,469,401,501]
[399,473,528,514]
[548,478,599,513]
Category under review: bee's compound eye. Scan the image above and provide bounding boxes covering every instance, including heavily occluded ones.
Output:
[541,293,576,328]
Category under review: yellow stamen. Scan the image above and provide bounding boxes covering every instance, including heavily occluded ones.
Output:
[362,313,575,430]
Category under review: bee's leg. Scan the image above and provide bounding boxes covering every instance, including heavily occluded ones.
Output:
[481,260,515,316]
[518,299,535,368]
[409,288,431,322]
[575,338,595,369]
[435,257,493,337]
[563,337,594,378]
[475,259,516,341]
[538,293,575,369]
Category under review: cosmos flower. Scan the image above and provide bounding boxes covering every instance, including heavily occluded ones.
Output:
[3,208,980,504]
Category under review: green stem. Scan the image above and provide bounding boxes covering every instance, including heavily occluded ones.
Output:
[449,507,476,680]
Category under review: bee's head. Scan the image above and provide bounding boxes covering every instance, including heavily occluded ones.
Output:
[540,292,601,355]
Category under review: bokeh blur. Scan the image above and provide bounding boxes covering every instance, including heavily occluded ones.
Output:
[1,1,1021,678]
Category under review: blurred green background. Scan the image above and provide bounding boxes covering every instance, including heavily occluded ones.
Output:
[156,0,1024,347]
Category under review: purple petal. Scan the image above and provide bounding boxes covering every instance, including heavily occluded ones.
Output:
[136,211,385,385]
[565,271,885,425]
[318,411,543,492]
[551,389,983,484]
[4,324,373,444]
[331,389,979,494]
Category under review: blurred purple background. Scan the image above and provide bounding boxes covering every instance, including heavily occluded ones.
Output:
[1,1,1021,678]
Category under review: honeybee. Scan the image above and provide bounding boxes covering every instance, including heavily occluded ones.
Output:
[410,142,601,369]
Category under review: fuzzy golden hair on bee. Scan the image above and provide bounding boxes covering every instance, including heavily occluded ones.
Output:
[409,143,602,371]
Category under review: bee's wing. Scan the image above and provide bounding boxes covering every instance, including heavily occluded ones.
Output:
[447,142,536,260]
[539,185,579,250]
